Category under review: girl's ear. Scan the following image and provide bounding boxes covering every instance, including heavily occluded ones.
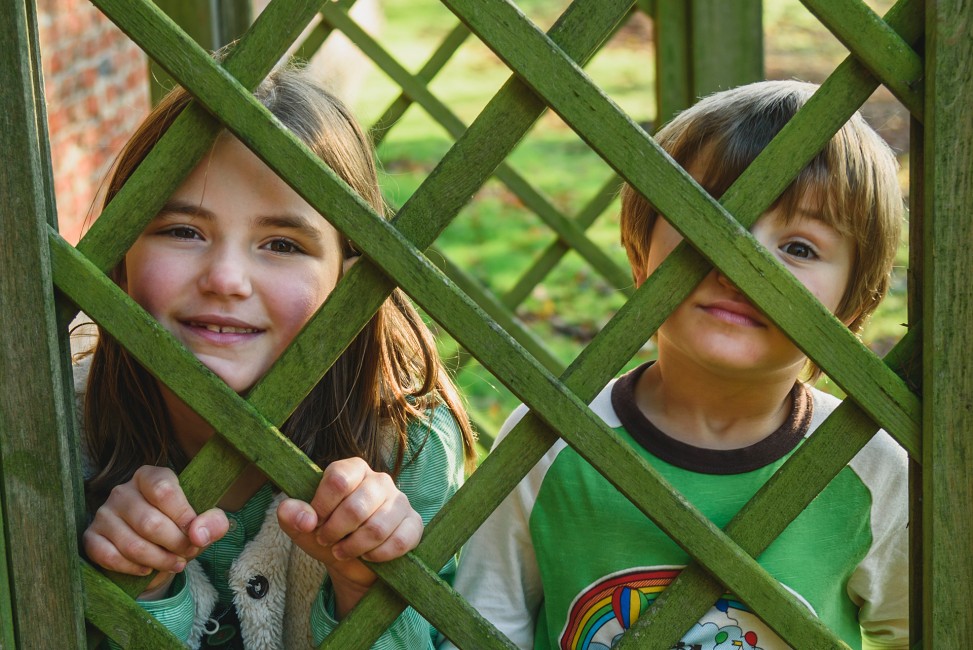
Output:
[625,247,649,288]
[342,255,360,275]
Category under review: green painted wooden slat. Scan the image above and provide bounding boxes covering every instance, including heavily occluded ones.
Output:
[802,0,923,121]
[0,475,14,650]
[616,327,921,648]
[320,2,632,293]
[446,174,624,377]
[429,247,565,374]
[369,554,516,650]
[922,0,973,644]
[503,174,623,308]
[0,1,87,646]
[441,0,920,450]
[77,0,325,273]
[81,563,185,649]
[690,0,763,97]
[371,21,471,146]
[493,163,632,291]
[907,113,925,647]
[445,174,623,378]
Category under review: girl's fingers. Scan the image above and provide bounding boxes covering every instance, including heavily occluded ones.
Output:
[84,509,189,575]
[277,499,318,537]
[132,466,197,531]
[188,507,230,548]
[331,497,422,563]
[309,458,370,524]
[312,468,394,547]
[112,487,200,559]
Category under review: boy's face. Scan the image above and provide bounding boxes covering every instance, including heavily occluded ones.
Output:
[638,196,855,382]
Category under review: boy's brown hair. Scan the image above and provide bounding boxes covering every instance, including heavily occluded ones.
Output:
[621,80,902,340]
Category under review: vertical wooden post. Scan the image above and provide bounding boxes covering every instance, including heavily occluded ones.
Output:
[0,0,87,647]
[922,0,973,645]
[653,0,692,128]
[653,0,762,130]
[149,0,253,104]
[689,0,763,97]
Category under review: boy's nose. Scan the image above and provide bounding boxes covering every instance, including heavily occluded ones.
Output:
[715,269,741,293]
[198,249,252,298]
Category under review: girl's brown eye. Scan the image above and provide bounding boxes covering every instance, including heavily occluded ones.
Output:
[167,227,199,240]
[267,239,301,254]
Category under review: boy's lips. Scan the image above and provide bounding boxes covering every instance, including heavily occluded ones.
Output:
[700,300,765,327]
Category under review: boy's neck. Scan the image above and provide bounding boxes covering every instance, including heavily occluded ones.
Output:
[634,359,800,450]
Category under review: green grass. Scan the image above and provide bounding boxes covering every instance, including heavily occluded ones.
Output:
[340,0,911,446]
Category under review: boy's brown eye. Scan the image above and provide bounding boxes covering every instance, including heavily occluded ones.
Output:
[782,241,815,259]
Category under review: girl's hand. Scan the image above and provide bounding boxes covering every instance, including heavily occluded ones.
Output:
[277,457,423,617]
[82,466,229,599]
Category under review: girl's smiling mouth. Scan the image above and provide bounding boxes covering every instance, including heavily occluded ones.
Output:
[181,316,264,342]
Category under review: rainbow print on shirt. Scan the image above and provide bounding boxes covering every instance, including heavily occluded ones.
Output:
[558,566,813,650]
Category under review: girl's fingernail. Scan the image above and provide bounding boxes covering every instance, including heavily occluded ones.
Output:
[331,547,346,562]
[297,511,311,530]
[173,561,186,573]
[198,527,211,546]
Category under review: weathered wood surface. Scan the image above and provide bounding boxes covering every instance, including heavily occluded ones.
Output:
[923,0,973,645]
[0,1,86,647]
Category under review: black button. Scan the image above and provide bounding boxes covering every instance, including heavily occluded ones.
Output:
[246,575,269,599]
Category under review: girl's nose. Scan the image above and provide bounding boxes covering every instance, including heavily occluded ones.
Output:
[198,248,252,298]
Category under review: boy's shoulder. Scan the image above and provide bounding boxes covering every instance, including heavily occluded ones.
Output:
[807,385,908,506]
[493,378,620,450]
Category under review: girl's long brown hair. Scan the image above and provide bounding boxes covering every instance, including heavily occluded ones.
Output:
[83,65,475,508]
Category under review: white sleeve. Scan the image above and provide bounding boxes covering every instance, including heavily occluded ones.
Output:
[440,404,566,650]
[847,430,910,649]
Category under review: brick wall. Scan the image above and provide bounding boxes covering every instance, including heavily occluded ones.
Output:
[39,0,150,244]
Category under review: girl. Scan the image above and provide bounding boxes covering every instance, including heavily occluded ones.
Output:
[78,64,476,649]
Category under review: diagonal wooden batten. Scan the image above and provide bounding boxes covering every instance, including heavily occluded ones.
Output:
[801,0,923,120]
[369,21,472,146]
[81,563,185,650]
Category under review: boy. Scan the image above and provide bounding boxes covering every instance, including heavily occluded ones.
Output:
[445,81,908,649]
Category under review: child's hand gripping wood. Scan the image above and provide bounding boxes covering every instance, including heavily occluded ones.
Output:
[82,465,230,599]
[276,457,423,618]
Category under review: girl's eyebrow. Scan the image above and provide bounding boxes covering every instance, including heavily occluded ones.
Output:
[155,202,323,243]
[254,215,323,243]
[157,200,212,219]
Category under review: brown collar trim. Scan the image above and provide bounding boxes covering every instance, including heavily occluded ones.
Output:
[611,362,813,475]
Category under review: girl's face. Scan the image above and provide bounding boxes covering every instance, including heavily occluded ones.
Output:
[123,136,344,394]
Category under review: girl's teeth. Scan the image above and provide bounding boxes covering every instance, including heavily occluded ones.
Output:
[197,323,256,334]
